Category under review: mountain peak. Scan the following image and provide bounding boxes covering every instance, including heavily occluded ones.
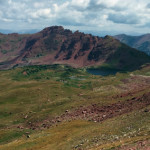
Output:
[0,26,150,70]
[42,26,64,33]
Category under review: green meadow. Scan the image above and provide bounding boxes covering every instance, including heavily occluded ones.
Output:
[0,65,149,150]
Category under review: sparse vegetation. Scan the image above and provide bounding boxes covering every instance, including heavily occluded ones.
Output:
[1,50,7,54]
[0,64,150,150]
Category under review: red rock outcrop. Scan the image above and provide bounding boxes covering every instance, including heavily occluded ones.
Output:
[0,26,150,70]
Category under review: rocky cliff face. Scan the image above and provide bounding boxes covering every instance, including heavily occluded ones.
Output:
[0,26,150,70]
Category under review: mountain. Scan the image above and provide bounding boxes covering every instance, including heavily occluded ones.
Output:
[0,29,39,34]
[0,26,150,70]
[0,29,14,34]
[0,27,150,150]
[114,34,150,55]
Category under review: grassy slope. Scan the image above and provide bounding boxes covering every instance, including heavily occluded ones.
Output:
[87,41,150,72]
[106,43,150,71]
[0,65,149,150]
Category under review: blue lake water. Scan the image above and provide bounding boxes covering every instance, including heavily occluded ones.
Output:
[87,69,119,76]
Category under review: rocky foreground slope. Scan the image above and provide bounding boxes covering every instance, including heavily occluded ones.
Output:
[0,26,150,70]
[0,64,150,150]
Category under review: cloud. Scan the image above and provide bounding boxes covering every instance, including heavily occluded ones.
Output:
[71,0,90,8]
[30,8,52,19]
[108,14,140,24]
[0,0,5,4]
[1,18,13,22]
[33,2,45,8]
[146,3,150,8]
[0,10,3,16]
[87,0,107,11]
[0,0,150,35]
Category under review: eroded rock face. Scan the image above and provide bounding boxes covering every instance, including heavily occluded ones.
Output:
[0,26,150,70]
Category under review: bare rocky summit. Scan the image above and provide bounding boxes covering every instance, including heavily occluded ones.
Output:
[0,26,150,70]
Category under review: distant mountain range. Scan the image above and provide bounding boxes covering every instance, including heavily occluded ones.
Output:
[0,26,150,71]
[0,29,39,34]
[114,34,150,55]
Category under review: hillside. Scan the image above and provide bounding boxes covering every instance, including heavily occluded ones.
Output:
[114,34,150,55]
[0,64,150,150]
[0,26,150,71]
[0,26,150,149]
